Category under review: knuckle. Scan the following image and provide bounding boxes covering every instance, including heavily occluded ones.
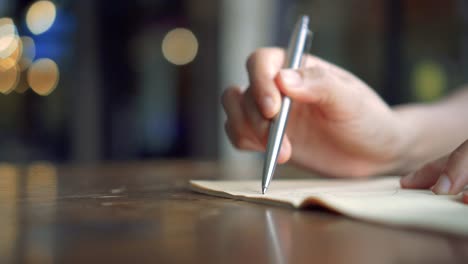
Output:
[246,51,260,71]
[221,86,241,108]
[221,88,234,108]
[246,48,279,71]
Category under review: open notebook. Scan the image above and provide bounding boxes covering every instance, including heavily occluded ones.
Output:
[190,177,468,236]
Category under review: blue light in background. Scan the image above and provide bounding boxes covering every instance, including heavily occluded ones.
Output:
[20,9,75,61]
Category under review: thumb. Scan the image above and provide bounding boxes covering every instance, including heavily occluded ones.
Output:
[275,66,335,105]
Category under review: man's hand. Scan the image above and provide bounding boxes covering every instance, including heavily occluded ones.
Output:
[222,48,410,177]
[401,139,468,204]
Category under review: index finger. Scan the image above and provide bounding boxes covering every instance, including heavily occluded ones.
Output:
[246,48,285,119]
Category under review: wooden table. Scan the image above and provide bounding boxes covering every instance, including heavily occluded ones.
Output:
[0,161,467,264]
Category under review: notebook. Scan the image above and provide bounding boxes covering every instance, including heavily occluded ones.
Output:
[190,177,468,236]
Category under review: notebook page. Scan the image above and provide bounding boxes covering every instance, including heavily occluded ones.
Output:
[190,177,468,236]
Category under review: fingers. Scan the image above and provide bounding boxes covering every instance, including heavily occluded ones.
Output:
[220,47,293,162]
[275,67,330,105]
[273,53,352,105]
[400,156,448,189]
[401,139,468,197]
[432,139,468,195]
[242,88,270,142]
[246,48,285,118]
[222,86,262,151]
[274,54,373,112]
[246,48,345,121]
[222,86,292,163]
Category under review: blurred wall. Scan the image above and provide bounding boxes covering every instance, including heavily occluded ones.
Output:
[218,0,279,170]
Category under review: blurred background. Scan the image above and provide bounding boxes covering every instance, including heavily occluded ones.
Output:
[0,0,466,165]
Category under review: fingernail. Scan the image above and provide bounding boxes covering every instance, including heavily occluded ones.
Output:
[432,174,452,194]
[280,69,302,87]
[262,96,276,115]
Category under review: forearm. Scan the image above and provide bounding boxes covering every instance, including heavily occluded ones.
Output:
[392,87,468,173]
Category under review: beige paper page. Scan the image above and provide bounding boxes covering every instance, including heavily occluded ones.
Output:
[190,177,468,236]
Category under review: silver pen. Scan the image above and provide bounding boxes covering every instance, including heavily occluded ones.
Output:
[262,15,311,194]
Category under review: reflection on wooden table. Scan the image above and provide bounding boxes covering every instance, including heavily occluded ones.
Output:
[0,161,467,263]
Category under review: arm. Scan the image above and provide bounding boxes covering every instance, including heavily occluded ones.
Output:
[393,87,468,174]
[396,88,468,203]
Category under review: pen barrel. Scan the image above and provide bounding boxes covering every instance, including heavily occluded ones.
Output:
[285,16,310,69]
[261,15,310,192]
[262,96,292,187]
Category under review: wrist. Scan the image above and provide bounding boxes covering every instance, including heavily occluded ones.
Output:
[371,105,425,176]
[383,104,429,175]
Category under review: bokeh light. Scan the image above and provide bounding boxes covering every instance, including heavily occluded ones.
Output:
[0,34,21,71]
[0,64,20,94]
[162,28,198,65]
[18,36,36,71]
[26,1,57,35]
[411,60,446,101]
[14,72,29,93]
[0,18,24,94]
[0,18,19,59]
[27,58,59,96]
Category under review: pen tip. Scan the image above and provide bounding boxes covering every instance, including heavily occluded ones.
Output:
[262,187,267,195]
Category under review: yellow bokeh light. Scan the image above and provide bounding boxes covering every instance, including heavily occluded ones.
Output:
[0,64,20,94]
[0,18,19,59]
[27,58,59,96]
[26,1,56,35]
[411,60,446,102]
[162,28,198,65]
[18,36,36,71]
[0,35,22,71]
